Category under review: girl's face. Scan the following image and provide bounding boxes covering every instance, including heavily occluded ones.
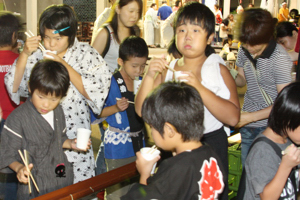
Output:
[43,28,69,57]
[277,31,298,51]
[117,1,140,28]
[175,22,213,59]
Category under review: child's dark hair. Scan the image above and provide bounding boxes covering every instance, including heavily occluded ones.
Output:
[238,8,276,45]
[173,2,215,57]
[276,22,298,39]
[0,11,20,48]
[39,4,78,48]
[108,0,143,44]
[142,81,204,142]
[268,82,300,137]
[167,38,182,59]
[119,36,149,61]
[29,60,70,98]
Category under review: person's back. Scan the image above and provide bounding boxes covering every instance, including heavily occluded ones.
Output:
[122,82,226,200]
[157,1,172,20]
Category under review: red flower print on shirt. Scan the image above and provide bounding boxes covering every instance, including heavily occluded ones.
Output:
[198,158,224,200]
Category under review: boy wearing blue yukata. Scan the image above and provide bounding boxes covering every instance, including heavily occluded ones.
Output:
[97,36,148,199]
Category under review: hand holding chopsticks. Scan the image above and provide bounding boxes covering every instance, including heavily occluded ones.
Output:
[116,97,135,104]
[18,150,40,193]
[24,30,46,52]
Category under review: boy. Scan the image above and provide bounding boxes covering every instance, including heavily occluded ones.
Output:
[93,36,148,200]
[122,82,226,200]
[0,60,90,199]
[0,11,21,200]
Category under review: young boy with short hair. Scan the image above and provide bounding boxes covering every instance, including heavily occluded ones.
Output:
[122,82,226,200]
[0,60,91,199]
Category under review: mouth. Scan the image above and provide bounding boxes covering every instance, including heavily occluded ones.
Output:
[184,45,192,49]
[40,109,48,114]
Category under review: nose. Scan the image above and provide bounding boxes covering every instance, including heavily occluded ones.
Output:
[50,39,56,47]
[42,100,50,108]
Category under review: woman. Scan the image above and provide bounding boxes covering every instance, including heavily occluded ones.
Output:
[92,0,142,73]
[144,3,158,48]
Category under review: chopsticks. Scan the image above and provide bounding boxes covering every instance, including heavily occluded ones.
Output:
[18,150,40,193]
[147,145,158,154]
[116,98,135,104]
[282,145,300,155]
[165,64,176,72]
[25,31,46,52]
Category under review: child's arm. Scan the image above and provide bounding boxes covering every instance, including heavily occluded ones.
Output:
[9,161,33,184]
[135,151,160,185]
[62,138,91,151]
[135,58,168,116]
[259,144,300,200]
[12,36,41,93]
[99,97,129,117]
[182,64,240,126]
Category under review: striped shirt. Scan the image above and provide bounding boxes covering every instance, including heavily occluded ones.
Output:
[236,41,292,127]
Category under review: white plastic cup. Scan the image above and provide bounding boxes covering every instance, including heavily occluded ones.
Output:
[140,147,160,174]
[174,71,188,82]
[76,128,91,150]
[43,50,57,59]
[134,78,142,94]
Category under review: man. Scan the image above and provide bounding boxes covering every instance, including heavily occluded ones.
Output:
[157,1,172,48]
[278,2,289,22]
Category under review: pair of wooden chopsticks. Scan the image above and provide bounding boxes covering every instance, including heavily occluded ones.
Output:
[116,97,135,104]
[281,145,300,155]
[24,30,46,52]
[165,64,176,72]
[147,145,158,154]
[18,150,40,194]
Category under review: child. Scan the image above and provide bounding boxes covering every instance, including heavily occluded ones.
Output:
[0,60,91,199]
[122,81,226,200]
[244,82,300,199]
[135,3,240,199]
[234,8,292,166]
[4,4,111,183]
[98,36,148,199]
[0,11,20,200]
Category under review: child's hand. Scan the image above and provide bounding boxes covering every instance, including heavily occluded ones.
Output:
[116,97,129,111]
[22,36,41,56]
[71,138,91,151]
[146,58,169,79]
[16,163,33,184]
[178,71,202,87]
[282,144,300,169]
[136,151,160,178]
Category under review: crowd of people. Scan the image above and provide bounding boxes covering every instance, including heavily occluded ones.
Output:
[0,0,299,200]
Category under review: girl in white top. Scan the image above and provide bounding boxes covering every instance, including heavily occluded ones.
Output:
[135,3,240,199]
[92,0,142,73]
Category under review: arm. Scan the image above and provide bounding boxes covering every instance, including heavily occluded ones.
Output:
[91,27,109,56]
[259,144,300,200]
[235,66,247,87]
[12,36,41,93]
[9,161,33,184]
[135,58,168,117]
[62,138,91,151]
[99,98,129,117]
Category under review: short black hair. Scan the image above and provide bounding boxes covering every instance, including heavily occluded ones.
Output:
[119,36,149,62]
[39,4,78,48]
[237,8,276,45]
[268,82,300,137]
[0,11,20,48]
[276,22,298,39]
[29,60,70,98]
[142,81,204,142]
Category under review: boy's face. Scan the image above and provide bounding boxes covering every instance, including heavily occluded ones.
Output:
[43,28,69,57]
[31,89,61,115]
[287,126,300,145]
[118,56,147,80]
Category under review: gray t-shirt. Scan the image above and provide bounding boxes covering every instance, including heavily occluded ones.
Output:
[244,133,299,199]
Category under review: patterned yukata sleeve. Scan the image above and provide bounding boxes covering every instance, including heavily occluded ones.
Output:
[78,45,112,115]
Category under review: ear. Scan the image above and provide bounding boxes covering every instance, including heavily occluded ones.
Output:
[164,122,177,138]
[116,5,121,15]
[207,33,214,45]
[117,58,124,67]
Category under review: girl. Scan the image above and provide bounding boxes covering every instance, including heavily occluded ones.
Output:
[4,4,111,183]
[92,0,142,73]
[244,82,300,199]
[135,3,240,200]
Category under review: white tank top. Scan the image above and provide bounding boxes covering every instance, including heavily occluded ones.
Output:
[104,25,120,73]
